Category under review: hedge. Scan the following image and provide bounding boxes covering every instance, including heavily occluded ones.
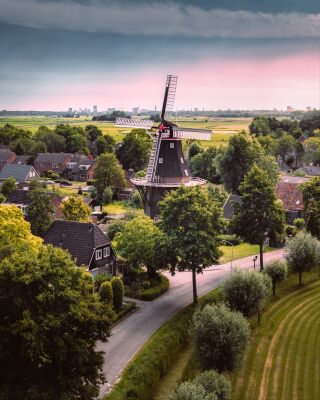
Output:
[105,288,222,400]
[137,275,170,301]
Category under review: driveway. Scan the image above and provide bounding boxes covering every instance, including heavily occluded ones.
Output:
[98,248,284,397]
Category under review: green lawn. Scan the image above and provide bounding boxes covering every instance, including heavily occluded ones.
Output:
[219,243,274,264]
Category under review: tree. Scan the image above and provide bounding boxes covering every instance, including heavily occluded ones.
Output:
[300,176,320,237]
[188,141,203,159]
[249,116,271,136]
[232,164,286,270]
[206,184,228,208]
[102,186,113,204]
[1,177,16,196]
[116,216,165,278]
[0,205,42,254]
[299,110,320,133]
[272,133,296,162]
[285,232,319,285]
[96,135,116,155]
[160,186,222,303]
[169,382,209,400]
[36,131,66,153]
[190,303,250,372]
[94,153,126,199]
[61,195,91,222]
[193,370,232,400]
[130,190,143,208]
[0,193,5,204]
[99,281,113,306]
[303,137,320,165]
[116,129,152,171]
[216,132,263,193]
[264,261,287,295]
[31,140,47,159]
[27,189,54,237]
[85,125,102,142]
[222,269,271,321]
[111,277,124,312]
[255,154,280,187]
[190,147,220,182]
[0,245,112,399]
[69,133,89,154]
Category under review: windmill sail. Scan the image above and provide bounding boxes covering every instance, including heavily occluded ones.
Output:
[172,127,212,141]
[115,117,154,129]
[161,75,178,121]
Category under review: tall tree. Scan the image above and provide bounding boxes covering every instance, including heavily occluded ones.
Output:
[94,153,126,199]
[216,132,262,193]
[85,125,102,142]
[61,195,91,222]
[27,189,54,236]
[0,245,112,399]
[160,186,222,303]
[0,177,16,197]
[96,135,116,155]
[116,129,152,171]
[190,146,220,182]
[233,164,286,270]
[303,137,320,165]
[272,133,296,162]
[300,176,320,238]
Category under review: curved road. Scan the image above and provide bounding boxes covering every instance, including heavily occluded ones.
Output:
[98,249,284,397]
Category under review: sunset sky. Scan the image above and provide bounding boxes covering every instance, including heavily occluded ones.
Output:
[0,0,319,111]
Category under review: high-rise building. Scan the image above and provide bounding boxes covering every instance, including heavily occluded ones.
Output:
[93,105,98,116]
[287,106,294,112]
[132,107,139,115]
[306,107,311,112]
[68,107,73,113]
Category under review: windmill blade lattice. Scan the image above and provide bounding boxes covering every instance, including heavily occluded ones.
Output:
[161,75,178,120]
[172,127,212,140]
[115,117,154,129]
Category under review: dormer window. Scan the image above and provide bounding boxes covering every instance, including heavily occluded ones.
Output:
[103,247,110,257]
[95,249,102,260]
[159,158,163,164]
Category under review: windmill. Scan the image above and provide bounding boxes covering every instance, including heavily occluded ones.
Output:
[115,75,212,218]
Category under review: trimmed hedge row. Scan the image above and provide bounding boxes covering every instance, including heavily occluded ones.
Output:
[105,288,222,400]
[137,275,170,301]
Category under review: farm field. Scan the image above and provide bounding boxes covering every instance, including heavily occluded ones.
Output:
[0,116,251,147]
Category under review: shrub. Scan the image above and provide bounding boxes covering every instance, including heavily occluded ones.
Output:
[193,370,232,400]
[190,303,250,372]
[1,177,16,196]
[286,224,298,237]
[87,179,95,185]
[264,261,287,295]
[293,218,305,230]
[126,275,170,301]
[134,170,146,178]
[169,382,208,400]
[107,219,127,240]
[0,193,5,203]
[222,269,271,318]
[285,231,319,284]
[94,273,112,291]
[111,277,124,312]
[99,281,113,306]
[130,190,143,209]
[103,186,113,204]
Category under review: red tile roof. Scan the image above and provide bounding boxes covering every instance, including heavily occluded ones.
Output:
[275,182,304,211]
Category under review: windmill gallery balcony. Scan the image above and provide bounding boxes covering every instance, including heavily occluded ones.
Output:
[131,176,207,188]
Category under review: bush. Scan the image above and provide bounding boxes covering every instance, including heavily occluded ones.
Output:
[285,231,319,284]
[193,370,232,400]
[293,218,305,230]
[222,269,271,317]
[94,273,112,291]
[1,177,16,196]
[169,382,208,400]
[218,234,242,246]
[130,190,143,209]
[134,170,146,178]
[111,277,124,312]
[264,261,287,295]
[87,179,95,185]
[99,281,113,305]
[190,303,250,372]
[286,224,298,237]
[0,193,5,203]
[125,274,169,301]
[103,186,113,204]
[107,219,127,240]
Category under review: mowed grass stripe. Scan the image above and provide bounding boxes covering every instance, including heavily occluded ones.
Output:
[267,293,320,400]
[308,315,320,400]
[235,285,320,400]
[278,298,320,400]
[232,278,320,400]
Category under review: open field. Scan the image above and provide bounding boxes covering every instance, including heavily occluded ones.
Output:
[0,116,251,147]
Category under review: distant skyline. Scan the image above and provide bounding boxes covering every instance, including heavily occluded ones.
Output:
[0,0,319,111]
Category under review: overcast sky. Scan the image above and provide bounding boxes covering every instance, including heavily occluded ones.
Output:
[0,0,319,111]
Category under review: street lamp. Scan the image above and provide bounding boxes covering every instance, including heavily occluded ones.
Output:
[253,255,258,270]
[221,240,234,270]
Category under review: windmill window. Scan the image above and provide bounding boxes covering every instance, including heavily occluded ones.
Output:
[159,158,163,164]
[95,249,102,260]
[180,158,184,163]
[103,247,110,257]
[170,142,175,149]
[184,170,189,176]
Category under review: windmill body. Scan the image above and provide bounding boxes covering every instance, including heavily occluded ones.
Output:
[115,75,211,218]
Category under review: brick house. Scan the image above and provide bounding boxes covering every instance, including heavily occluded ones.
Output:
[0,164,39,183]
[0,150,16,171]
[34,153,72,175]
[63,156,97,181]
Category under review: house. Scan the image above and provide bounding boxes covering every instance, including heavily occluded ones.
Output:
[4,189,63,219]
[34,153,72,175]
[63,155,97,181]
[12,155,30,165]
[43,220,116,276]
[275,178,307,224]
[298,134,308,143]
[223,194,242,220]
[117,188,133,201]
[88,141,98,158]
[83,197,102,212]
[301,165,320,176]
[0,150,16,171]
[0,164,39,183]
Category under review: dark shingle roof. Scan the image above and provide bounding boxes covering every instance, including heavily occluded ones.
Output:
[43,220,111,266]
[12,155,29,165]
[0,150,15,162]
[35,153,72,163]
[0,164,37,181]
[223,194,242,219]
[5,189,31,205]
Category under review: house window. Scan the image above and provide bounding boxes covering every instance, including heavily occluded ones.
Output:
[95,249,102,260]
[103,246,110,257]
[159,158,163,164]
[180,157,184,163]
[53,162,58,168]
[184,170,189,176]
[170,142,175,149]
[80,174,86,180]
[90,268,98,277]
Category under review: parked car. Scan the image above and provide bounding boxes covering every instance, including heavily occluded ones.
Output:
[59,179,72,186]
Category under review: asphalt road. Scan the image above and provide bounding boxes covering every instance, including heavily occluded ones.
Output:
[98,248,284,397]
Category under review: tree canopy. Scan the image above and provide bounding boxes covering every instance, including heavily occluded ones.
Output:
[27,189,54,236]
[300,176,320,238]
[61,195,92,222]
[94,153,126,199]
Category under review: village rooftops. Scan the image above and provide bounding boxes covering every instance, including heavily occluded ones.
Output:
[0,164,39,182]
